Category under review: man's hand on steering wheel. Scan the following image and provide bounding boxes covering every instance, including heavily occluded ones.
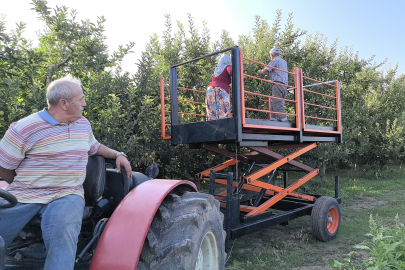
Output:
[115,155,132,179]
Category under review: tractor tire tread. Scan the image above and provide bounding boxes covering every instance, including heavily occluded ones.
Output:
[137,192,225,270]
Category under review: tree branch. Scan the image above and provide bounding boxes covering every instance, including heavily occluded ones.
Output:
[45,55,73,86]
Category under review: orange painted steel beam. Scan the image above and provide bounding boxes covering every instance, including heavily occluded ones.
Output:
[178,111,205,117]
[300,68,306,130]
[214,177,314,209]
[160,77,171,140]
[195,159,238,180]
[246,169,319,216]
[249,147,314,172]
[244,91,296,103]
[177,86,205,93]
[304,102,337,111]
[216,178,315,202]
[335,81,342,133]
[211,145,315,200]
[267,97,271,120]
[241,180,316,202]
[244,107,296,116]
[243,143,317,183]
[244,74,294,89]
[303,89,336,99]
[178,99,205,105]
[294,67,301,128]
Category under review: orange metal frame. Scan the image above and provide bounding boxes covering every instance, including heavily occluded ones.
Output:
[194,143,319,217]
[300,73,341,134]
[160,78,207,140]
[160,77,171,140]
[158,49,343,222]
[159,49,342,139]
[241,51,300,132]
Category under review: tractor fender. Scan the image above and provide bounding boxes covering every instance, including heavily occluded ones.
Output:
[90,179,197,270]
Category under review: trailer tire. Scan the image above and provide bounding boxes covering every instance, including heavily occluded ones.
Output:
[311,196,340,242]
[137,192,226,270]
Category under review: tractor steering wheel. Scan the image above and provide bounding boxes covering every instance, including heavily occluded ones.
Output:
[0,189,18,209]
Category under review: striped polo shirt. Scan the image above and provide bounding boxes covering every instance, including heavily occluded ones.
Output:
[0,109,100,204]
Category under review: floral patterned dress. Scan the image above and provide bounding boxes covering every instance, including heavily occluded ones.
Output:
[205,86,230,120]
[206,63,232,120]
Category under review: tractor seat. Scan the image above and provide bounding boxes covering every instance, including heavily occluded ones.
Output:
[28,155,106,226]
[82,155,106,219]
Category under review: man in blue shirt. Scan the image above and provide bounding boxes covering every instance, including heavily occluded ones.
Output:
[258,48,289,122]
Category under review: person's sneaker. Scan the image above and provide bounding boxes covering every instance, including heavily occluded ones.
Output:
[279,118,289,122]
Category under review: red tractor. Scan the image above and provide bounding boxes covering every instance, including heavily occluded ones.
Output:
[0,157,226,269]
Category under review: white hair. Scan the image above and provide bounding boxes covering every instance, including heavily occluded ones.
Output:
[46,75,82,106]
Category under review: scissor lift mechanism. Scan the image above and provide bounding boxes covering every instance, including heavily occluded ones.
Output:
[161,46,343,251]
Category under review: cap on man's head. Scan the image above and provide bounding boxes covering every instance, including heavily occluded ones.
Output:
[270,47,280,55]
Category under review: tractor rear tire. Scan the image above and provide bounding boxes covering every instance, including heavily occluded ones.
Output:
[311,196,341,242]
[137,192,226,270]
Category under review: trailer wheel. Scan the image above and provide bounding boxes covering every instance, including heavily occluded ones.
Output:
[137,192,226,270]
[311,196,340,242]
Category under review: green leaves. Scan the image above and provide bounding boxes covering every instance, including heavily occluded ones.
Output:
[331,215,405,269]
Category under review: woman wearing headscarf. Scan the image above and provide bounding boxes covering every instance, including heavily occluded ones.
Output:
[205,54,232,120]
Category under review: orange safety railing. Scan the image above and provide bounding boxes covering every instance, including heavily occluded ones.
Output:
[160,77,171,140]
[300,69,341,134]
[240,49,300,131]
[160,48,342,140]
[160,77,206,140]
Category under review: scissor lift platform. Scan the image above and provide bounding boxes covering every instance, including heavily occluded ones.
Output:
[161,46,342,147]
[160,46,343,252]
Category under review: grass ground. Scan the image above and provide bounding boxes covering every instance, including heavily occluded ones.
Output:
[222,166,405,270]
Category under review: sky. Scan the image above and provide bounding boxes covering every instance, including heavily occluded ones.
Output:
[2,0,405,75]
